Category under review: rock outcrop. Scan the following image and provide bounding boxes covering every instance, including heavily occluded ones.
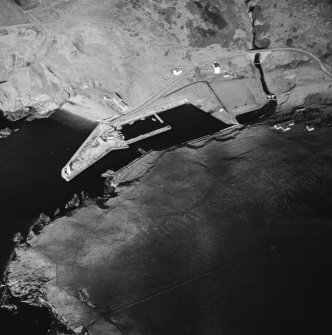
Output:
[0,0,252,118]
[64,193,81,210]
[0,127,11,138]
[29,213,51,236]
[15,0,41,11]
[246,0,332,70]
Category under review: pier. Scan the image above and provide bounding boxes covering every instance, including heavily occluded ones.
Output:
[61,101,229,181]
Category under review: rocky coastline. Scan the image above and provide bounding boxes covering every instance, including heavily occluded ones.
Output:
[0,128,239,334]
[0,0,331,333]
[0,188,97,334]
[2,115,332,334]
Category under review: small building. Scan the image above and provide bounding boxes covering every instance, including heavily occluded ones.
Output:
[112,92,129,112]
[273,120,295,132]
[274,124,291,132]
[267,94,277,101]
[213,62,221,74]
[172,67,183,76]
[305,124,315,132]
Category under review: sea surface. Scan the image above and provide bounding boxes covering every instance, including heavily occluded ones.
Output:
[0,104,228,334]
[1,103,331,335]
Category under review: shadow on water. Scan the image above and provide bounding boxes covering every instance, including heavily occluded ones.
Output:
[236,53,276,125]
[236,100,277,125]
[254,53,271,95]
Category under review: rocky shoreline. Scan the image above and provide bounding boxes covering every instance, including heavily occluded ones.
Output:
[0,139,166,333]
[0,197,92,335]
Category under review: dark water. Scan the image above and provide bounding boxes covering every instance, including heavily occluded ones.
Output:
[236,53,276,124]
[0,104,228,334]
[0,104,228,270]
[1,103,331,334]
[254,53,271,95]
[0,301,52,334]
[236,100,277,124]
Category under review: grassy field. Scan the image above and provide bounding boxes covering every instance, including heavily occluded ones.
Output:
[0,0,30,26]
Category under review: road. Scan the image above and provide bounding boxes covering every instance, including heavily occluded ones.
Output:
[113,47,332,122]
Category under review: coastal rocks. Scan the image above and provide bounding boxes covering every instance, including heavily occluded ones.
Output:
[7,246,55,303]
[73,326,89,335]
[0,77,66,118]
[101,169,115,178]
[101,170,118,197]
[25,98,61,119]
[2,107,31,121]
[1,303,17,312]
[0,127,11,138]
[53,191,90,215]
[103,179,117,198]
[53,208,61,217]
[65,193,80,210]
[6,243,122,334]
[64,191,90,210]
[30,213,51,236]
[0,25,66,116]
[80,190,89,202]
[12,232,24,244]
[15,0,41,10]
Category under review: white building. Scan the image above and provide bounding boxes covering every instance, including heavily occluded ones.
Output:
[172,67,183,76]
[112,92,130,112]
[274,124,291,132]
[213,62,221,74]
